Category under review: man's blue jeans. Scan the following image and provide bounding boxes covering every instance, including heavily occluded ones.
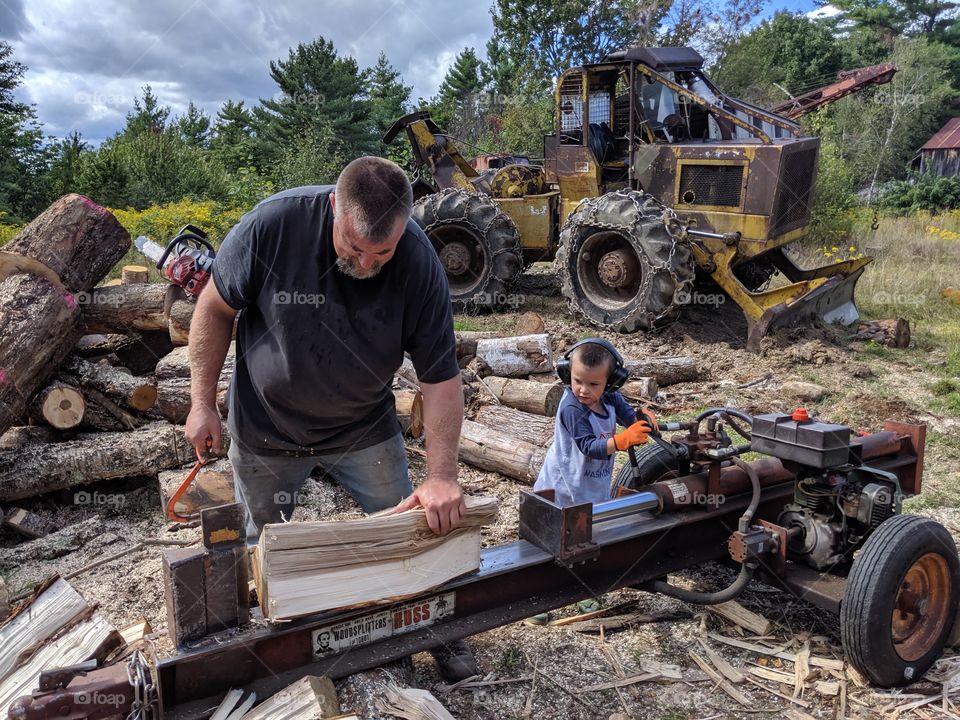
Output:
[228,433,412,544]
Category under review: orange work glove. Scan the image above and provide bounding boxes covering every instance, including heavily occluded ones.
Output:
[613,420,652,451]
[639,409,658,431]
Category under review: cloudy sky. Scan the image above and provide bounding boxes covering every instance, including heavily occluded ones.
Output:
[3,0,818,145]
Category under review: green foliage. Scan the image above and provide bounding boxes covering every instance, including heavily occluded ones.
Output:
[210,100,255,174]
[809,137,858,243]
[174,101,212,148]
[123,85,170,137]
[366,52,412,164]
[878,172,960,213]
[253,38,372,172]
[482,94,554,158]
[47,131,90,199]
[273,122,348,190]
[713,12,843,105]
[109,198,244,248]
[0,211,21,247]
[0,41,51,221]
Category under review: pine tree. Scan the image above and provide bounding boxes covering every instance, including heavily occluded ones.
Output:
[175,101,211,148]
[123,85,170,137]
[366,52,412,160]
[210,100,255,173]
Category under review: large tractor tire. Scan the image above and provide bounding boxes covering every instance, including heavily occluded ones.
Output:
[841,514,959,687]
[610,444,679,497]
[412,189,522,312]
[557,190,695,332]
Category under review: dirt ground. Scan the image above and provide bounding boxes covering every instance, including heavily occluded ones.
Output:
[3,287,960,719]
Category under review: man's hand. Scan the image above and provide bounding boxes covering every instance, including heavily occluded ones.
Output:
[394,476,467,536]
[185,405,223,457]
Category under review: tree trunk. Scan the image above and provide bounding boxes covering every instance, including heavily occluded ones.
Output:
[78,282,170,334]
[475,334,553,376]
[60,355,157,411]
[155,343,235,383]
[0,425,60,451]
[623,356,698,386]
[0,195,130,436]
[156,378,228,424]
[473,405,555,447]
[479,376,562,416]
[457,419,547,484]
[31,381,85,429]
[167,297,195,346]
[394,389,423,438]
[621,377,659,401]
[854,318,910,348]
[0,422,191,502]
[455,331,503,358]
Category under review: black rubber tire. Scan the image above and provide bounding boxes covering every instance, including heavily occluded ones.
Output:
[841,514,960,687]
[557,190,695,332]
[412,189,522,312]
[610,443,679,497]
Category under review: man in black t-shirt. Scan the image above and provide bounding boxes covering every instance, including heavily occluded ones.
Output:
[184,157,476,680]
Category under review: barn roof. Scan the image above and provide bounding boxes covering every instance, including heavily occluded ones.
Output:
[922,117,960,150]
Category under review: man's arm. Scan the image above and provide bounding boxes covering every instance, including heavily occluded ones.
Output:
[394,373,465,535]
[184,281,237,456]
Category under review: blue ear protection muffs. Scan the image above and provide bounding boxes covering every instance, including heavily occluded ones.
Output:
[555,337,629,392]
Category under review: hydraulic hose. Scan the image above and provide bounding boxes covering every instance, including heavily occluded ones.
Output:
[695,407,754,427]
[650,454,764,605]
[651,562,757,605]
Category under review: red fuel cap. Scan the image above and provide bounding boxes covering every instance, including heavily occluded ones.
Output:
[792,407,810,422]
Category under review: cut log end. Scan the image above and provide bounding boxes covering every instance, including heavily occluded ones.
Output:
[36,383,85,429]
[130,385,159,412]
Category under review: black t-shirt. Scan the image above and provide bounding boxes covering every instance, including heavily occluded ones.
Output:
[212,186,459,455]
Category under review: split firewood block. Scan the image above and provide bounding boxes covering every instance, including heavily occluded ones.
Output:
[163,546,207,647]
[159,459,236,520]
[2,507,51,539]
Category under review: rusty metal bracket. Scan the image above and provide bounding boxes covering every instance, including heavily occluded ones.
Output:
[518,489,599,564]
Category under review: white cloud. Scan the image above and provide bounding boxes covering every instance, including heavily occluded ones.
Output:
[10,0,493,143]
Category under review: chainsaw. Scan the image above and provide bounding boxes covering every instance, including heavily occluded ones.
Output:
[134,224,216,297]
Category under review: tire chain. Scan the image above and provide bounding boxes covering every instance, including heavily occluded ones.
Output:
[563,189,695,327]
[421,188,522,300]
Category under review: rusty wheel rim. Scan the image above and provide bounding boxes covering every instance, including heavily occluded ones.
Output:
[892,552,952,662]
[576,231,642,311]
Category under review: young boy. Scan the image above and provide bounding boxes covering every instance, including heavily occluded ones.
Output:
[534,338,652,507]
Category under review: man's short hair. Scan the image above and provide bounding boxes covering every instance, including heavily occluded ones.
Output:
[571,343,616,375]
[334,157,413,243]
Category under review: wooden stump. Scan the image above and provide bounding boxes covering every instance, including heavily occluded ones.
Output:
[474,405,555,447]
[0,195,130,436]
[458,419,547,483]
[121,265,150,284]
[31,381,85,429]
[475,334,553,376]
[0,422,191,502]
[479,376,562,416]
[854,318,910,348]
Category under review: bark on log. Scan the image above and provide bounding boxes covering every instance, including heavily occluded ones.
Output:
[455,331,503,358]
[78,283,170,334]
[60,355,157,411]
[0,422,191,502]
[121,265,149,284]
[155,343,236,383]
[31,381,85,429]
[623,356,698,386]
[479,376,562,416]
[167,297,195,346]
[473,405,555,447]
[458,419,547,483]
[854,318,910,348]
[475,334,553,376]
[0,195,130,436]
[394,389,424,438]
[0,425,60,451]
[156,378,228,424]
[79,387,140,431]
